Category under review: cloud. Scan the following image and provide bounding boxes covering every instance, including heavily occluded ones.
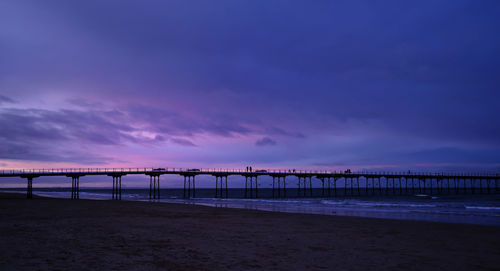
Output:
[0,95,16,105]
[0,1,500,170]
[124,103,304,139]
[255,137,277,147]
[0,108,136,145]
[154,135,166,142]
[0,140,115,164]
[170,138,197,147]
[404,147,500,164]
[0,107,143,163]
[66,98,103,108]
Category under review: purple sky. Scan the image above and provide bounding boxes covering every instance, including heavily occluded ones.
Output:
[1,0,500,174]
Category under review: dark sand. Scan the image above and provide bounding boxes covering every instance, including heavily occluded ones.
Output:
[0,193,499,271]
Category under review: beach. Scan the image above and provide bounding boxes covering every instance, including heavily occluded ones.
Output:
[0,193,499,270]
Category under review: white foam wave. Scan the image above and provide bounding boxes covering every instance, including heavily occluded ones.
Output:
[465,206,500,210]
[320,200,437,208]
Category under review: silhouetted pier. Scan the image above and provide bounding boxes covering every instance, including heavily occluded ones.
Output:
[1,168,499,199]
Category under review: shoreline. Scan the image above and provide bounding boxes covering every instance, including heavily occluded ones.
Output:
[1,191,492,227]
[2,189,500,226]
[1,192,500,270]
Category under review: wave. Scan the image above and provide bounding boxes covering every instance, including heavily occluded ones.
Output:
[320,200,437,208]
[192,197,315,204]
[465,206,500,210]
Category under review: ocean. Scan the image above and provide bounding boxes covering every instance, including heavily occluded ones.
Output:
[2,188,500,226]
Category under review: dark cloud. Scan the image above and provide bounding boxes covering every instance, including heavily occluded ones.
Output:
[0,0,493,147]
[255,137,277,147]
[405,147,500,164]
[0,108,133,145]
[0,1,499,169]
[0,139,115,165]
[125,103,304,139]
[170,138,197,147]
[154,135,166,142]
[66,98,103,108]
[0,107,137,163]
[0,103,295,163]
[0,95,15,105]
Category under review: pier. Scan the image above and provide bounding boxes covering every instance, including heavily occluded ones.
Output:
[1,168,499,199]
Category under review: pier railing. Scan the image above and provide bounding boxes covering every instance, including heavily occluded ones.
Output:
[0,167,499,177]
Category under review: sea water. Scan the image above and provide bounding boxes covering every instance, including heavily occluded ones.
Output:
[2,188,500,226]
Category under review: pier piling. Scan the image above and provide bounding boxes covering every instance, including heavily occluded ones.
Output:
[148,175,160,200]
[26,177,33,199]
[70,176,80,199]
[214,175,228,198]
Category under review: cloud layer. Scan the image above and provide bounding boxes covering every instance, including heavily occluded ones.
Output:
[0,0,499,172]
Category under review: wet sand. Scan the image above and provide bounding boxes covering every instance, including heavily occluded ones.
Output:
[0,192,499,270]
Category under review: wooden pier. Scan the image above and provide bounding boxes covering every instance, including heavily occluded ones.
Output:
[2,168,499,199]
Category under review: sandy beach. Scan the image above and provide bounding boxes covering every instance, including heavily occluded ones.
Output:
[0,192,499,271]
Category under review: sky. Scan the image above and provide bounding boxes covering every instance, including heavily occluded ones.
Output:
[1,0,500,182]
